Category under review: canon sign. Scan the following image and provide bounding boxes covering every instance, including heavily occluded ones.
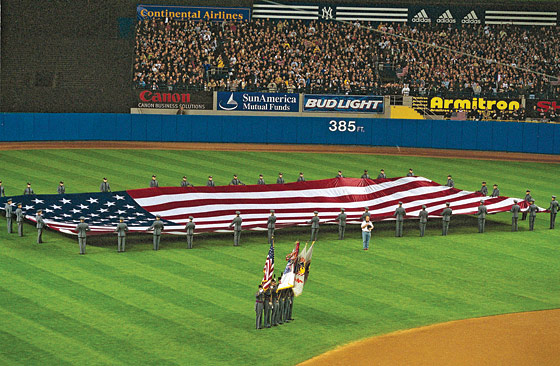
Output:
[136,90,213,110]
[139,91,191,103]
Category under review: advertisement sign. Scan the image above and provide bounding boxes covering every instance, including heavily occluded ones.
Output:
[217,92,299,112]
[303,95,384,113]
[409,6,482,25]
[136,90,212,110]
[137,4,251,21]
[428,97,521,112]
[526,99,560,120]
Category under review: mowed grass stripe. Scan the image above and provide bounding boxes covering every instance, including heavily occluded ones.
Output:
[0,306,118,365]
[0,264,213,365]
[0,253,234,365]
[0,272,179,366]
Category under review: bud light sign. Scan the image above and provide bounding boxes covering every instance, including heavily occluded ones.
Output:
[304,95,384,113]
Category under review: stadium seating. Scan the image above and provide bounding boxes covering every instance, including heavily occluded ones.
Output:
[133,19,559,121]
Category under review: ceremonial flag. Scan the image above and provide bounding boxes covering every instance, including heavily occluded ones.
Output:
[0,177,544,236]
[261,240,275,291]
[278,241,300,290]
[293,243,308,296]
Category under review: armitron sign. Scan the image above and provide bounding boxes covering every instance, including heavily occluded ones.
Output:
[429,97,521,111]
[136,90,212,110]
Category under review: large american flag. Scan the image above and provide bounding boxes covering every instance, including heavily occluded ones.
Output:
[261,241,274,291]
[0,177,540,236]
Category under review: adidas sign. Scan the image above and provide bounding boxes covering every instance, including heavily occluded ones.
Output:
[412,9,431,23]
[462,10,481,24]
[437,10,456,24]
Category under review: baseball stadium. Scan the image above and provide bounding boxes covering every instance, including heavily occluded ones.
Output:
[0,1,559,365]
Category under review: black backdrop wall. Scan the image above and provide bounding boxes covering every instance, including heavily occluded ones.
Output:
[1,0,557,113]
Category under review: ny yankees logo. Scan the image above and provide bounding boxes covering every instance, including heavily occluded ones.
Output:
[321,7,333,20]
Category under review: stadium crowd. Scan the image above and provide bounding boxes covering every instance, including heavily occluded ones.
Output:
[134,19,560,101]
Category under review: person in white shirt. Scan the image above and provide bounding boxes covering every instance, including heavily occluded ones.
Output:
[402,84,410,96]
[361,216,374,250]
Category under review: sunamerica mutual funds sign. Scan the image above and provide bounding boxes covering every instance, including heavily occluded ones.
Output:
[217,92,299,112]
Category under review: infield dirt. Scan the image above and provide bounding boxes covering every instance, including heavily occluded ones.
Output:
[299,309,560,366]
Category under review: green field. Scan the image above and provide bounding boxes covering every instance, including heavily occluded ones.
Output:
[0,149,559,366]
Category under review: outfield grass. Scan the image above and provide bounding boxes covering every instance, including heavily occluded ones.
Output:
[0,149,559,366]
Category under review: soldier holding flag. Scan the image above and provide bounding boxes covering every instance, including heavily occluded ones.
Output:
[255,285,264,330]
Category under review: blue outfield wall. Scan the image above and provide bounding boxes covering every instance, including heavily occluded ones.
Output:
[1,113,559,155]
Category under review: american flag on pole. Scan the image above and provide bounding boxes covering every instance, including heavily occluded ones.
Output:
[261,241,275,291]
[0,177,543,236]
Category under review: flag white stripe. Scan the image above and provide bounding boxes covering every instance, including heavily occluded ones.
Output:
[133,177,431,206]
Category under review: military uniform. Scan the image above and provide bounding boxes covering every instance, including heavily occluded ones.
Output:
[58,182,66,194]
[229,176,245,186]
[528,201,538,231]
[150,177,159,188]
[521,191,532,220]
[181,178,194,187]
[257,176,265,185]
[308,212,320,242]
[407,169,414,177]
[276,174,285,184]
[278,288,286,324]
[477,202,488,233]
[377,170,387,179]
[15,205,24,237]
[336,209,347,240]
[480,183,488,196]
[267,211,276,243]
[510,202,520,231]
[361,171,370,179]
[271,281,279,326]
[297,174,305,182]
[442,204,452,236]
[23,185,35,195]
[263,286,272,328]
[393,203,406,237]
[491,186,500,197]
[206,177,216,187]
[361,208,371,221]
[185,217,195,249]
[335,172,344,178]
[548,196,558,229]
[255,287,264,329]
[419,206,428,237]
[115,218,128,252]
[76,218,90,254]
[285,288,294,322]
[36,213,45,244]
[229,212,242,246]
[446,177,454,188]
[100,179,111,193]
[5,201,13,233]
[149,217,165,250]
[0,181,5,197]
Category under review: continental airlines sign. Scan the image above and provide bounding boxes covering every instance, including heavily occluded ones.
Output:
[429,97,521,111]
[137,5,251,21]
